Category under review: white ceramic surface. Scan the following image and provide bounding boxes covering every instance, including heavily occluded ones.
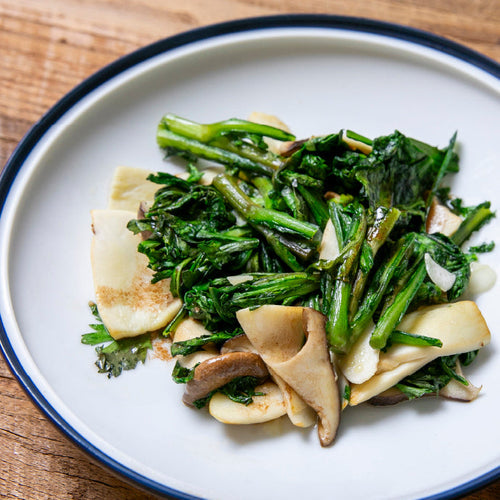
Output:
[0,22,499,500]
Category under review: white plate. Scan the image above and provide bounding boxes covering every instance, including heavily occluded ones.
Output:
[1,16,499,500]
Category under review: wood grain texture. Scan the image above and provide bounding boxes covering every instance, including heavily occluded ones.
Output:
[0,1,498,498]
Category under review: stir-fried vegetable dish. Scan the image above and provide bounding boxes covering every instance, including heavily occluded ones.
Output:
[83,112,495,446]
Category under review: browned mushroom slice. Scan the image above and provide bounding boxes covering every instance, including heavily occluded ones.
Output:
[182,352,269,407]
[90,209,182,339]
[221,334,316,427]
[220,333,256,354]
[368,387,408,406]
[368,361,482,406]
[236,305,340,446]
[426,198,462,236]
[349,301,490,406]
[278,139,307,157]
[440,361,482,402]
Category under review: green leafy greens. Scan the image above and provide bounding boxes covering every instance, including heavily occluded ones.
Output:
[85,113,494,413]
[82,303,152,377]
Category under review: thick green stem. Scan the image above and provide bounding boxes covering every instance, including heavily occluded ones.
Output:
[326,208,367,354]
[369,259,427,350]
[212,136,283,170]
[157,127,275,177]
[349,207,400,318]
[254,224,303,271]
[350,236,414,346]
[231,273,320,306]
[452,202,494,246]
[251,176,276,209]
[326,280,352,354]
[162,113,295,143]
[213,174,320,239]
[297,185,330,229]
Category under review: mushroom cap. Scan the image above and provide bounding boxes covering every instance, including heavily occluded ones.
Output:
[220,333,256,354]
[221,334,316,427]
[183,352,269,407]
[236,305,341,446]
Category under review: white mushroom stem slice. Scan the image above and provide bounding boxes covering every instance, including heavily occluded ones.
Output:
[237,305,340,446]
[209,381,287,424]
[177,350,219,370]
[368,361,482,405]
[318,219,340,261]
[173,317,212,343]
[349,301,490,406]
[221,334,316,428]
[440,361,482,402]
[107,166,157,211]
[172,318,219,367]
[183,352,269,407]
[247,111,292,155]
[90,210,182,339]
[337,321,379,385]
[220,333,256,354]
[426,198,463,236]
[268,367,317,428]
[424,253,456,292]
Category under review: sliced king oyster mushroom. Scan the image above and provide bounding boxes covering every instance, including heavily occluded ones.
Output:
[236,305,340,446]
[209,381,287,424]
[182,352,269,407]
[247,111,293,155]
[221,334,316,428]
[349,301,490,406]
[426,197,463,237]
[172,317,219,369]
[90,209,182,339]
[107,166,158,211]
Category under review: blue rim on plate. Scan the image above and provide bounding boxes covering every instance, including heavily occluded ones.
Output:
[0,14,499,500]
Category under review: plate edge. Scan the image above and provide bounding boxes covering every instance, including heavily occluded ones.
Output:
[0,13,499,500]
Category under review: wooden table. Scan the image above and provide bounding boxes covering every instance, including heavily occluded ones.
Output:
[0,1,498,498]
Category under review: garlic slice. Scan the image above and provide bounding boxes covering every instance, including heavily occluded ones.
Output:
[226,274,254,286]
[424,253,456,291]
[319,219,340,261]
